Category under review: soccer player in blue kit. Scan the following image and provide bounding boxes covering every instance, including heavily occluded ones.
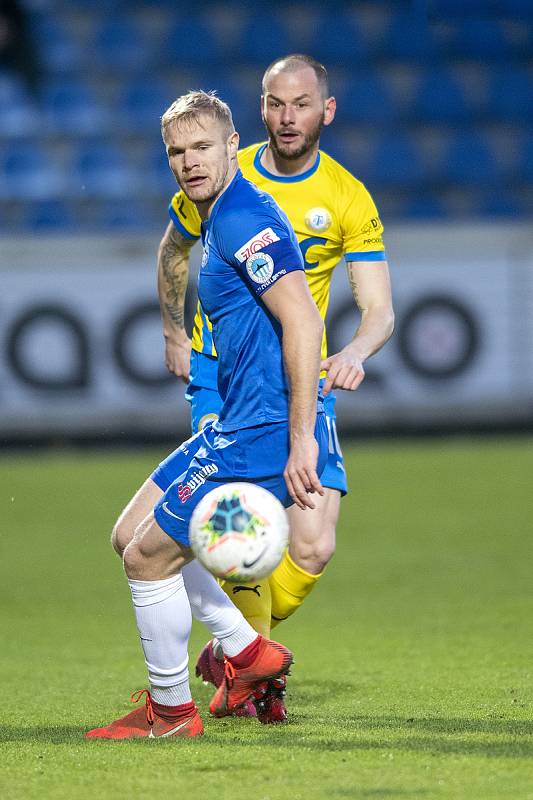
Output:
[86,91,328,739]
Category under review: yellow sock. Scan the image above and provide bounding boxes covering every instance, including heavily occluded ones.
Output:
[269,550,323,629]
[221,578,272,638]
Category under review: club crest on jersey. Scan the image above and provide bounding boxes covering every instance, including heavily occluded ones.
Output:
[234,227,280,262]
[246,252,274,284]
[305,207,332,233]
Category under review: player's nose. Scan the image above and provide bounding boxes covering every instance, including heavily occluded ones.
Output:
[280,105,296,125]
[183,149,200,170]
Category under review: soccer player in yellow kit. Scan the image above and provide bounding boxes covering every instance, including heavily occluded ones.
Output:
[157,54,394,722]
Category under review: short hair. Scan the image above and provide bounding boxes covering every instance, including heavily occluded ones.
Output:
[262,54,329,100]
[161,90,235,140]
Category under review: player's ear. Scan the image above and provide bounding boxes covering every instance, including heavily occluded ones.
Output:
[228,131,239,158]
[260,94,266,122]
[323,96,336,127]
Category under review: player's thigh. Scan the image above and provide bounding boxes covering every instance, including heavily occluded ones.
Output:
[288,487,340,560]
[124,513,193,580]
[112,477,163,554]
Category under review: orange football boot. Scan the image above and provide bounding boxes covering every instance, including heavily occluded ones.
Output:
[85,690,203,739]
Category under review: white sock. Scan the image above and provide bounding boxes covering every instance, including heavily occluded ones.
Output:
[129,574,192,707]
[182,560,259,657]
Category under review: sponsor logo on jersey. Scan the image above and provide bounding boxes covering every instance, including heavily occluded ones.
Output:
[258,267,286,291]
[246,252,275,284]
[234,228,280,262]
[360,217,382,235]
[305,207,332,233]
[363,237,383,245]
[178,463,219,502]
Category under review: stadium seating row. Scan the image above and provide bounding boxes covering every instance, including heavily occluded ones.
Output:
[0,0,529,230]
[30,11,532,72]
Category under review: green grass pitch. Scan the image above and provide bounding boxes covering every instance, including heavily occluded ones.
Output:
[1,437,532,799]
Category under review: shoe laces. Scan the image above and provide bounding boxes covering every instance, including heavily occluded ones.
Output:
[223,660,236,689]
[130,689,154,725]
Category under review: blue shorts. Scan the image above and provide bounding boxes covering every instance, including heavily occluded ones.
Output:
[185,354,347,495]
[152,414,329,548]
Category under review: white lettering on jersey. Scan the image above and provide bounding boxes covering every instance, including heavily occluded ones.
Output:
[234,227,280,262]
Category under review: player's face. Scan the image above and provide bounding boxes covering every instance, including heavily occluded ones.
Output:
[165,115,238,206]
[262,66,335,160]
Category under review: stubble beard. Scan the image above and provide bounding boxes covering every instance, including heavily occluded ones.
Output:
[180,162,229,206]
[265,116,324,161]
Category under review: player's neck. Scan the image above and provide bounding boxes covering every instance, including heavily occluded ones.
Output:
[262,142,319,177]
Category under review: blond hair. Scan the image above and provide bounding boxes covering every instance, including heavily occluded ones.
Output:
[161,90,234,140]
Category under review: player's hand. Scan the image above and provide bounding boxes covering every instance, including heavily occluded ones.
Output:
[164,335,192,383]
[320,346,365,396]
[284,435,324,510]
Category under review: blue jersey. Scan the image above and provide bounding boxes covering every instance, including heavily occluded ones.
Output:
[198,169,305,433]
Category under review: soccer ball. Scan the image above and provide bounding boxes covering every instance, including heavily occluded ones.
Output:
[189,482,289,582]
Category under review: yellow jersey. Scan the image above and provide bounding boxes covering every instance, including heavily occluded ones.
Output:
[169,142,386,361]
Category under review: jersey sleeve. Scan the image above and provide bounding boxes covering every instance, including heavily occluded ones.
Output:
[217,211,304,298]
[169,191,202,240]
[341,181,387,262]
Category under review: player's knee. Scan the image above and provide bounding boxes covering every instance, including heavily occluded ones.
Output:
[111,519,134,558]
[122,539,144,578]
[291,525,336,573]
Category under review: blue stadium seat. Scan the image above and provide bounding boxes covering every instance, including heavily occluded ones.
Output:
[73,141,139,198]
[307,12,370,65]
[28,14,80,72]
[339,74,395,125]
[92,18,152,70]
[404,192,446,219]
[370,134,425,187]
[97,199,149,229]
[164,18,223,66]
[489,70,533,124]
[430,0,533,15]
[383,13,437,62]
[0,142,65,200]
[520,136,533,182]
[143,143,177,193]
[25,199,74,230]
[238,14,293,65]
[42,79,109,135]
[121,78,173,132]
[413,72,469,123]
[442,133,498,185]
[479,191,522,218]
[0,72,38,135]
[450,19,512,60]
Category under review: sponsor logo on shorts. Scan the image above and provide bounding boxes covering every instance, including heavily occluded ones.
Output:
[234,227,280,262]
[246,252,275,284]
[305,207,332,233]
[199,412,219,431]
[178,463,219,503]
[360,217,383,235]
[161,502,187,521]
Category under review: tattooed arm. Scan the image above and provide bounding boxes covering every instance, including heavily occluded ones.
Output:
[321,260,394,396]
[157,222,196,383]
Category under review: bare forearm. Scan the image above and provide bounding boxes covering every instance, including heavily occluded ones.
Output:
[157,225,193,343]
[346,261,394,363]
[347,305,395,362]
[282,307,323,440]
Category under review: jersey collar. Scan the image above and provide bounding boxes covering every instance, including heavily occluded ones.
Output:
[253,143,321,183]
